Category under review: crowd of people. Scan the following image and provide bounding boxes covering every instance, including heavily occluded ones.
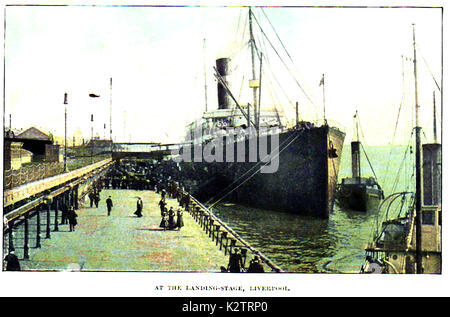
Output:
[221,249,265,273]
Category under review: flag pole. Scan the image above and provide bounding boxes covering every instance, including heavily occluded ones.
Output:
[322,74,326,124]
[64,93,68,172]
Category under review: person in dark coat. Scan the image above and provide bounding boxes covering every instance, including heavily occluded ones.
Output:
[60,204,69,225]
[88,192,95,208]
[227,249,244,273]
[67,207,78,232]
[4,249,20,271]
[247,256,265,273]
[176,208,184,231]
[159,211,168,230]
[183,194,191,211]
[106,196,113,216]
[159,198,166,216]
[134,197,143,217]
[94,193,100,208]
[167,207,176,229]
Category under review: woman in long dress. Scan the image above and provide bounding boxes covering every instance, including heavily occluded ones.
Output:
[167,207,176,230]
[134,197,143,217]
[159,211,168,230]
[176,208,184,230]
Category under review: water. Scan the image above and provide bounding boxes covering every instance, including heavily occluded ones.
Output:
[211,145,414,273]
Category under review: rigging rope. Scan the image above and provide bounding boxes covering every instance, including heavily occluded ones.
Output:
[250,11,316,108]
[389,130,414,194]
[417,45,441,92]
[381,55,407,187]
[208,132,301,209]
[206,130,301,208]
[259,7,318,111]
[355,112,378,182]
[253,25,297,121]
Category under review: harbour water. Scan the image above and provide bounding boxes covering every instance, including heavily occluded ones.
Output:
[211,144,414,273]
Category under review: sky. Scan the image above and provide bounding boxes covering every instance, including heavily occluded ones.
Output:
[3,2,443,146]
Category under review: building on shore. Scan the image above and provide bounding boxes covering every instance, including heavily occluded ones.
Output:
[4,126,61,170]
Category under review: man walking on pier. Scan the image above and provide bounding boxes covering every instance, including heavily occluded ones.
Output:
[106,196,113,216]
[67,207,78,232]
[89,192,95,208]
[94,192,100,208]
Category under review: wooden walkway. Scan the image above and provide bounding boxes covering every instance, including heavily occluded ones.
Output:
[20,189,230,272]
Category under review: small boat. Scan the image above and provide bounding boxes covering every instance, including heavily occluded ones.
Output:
[335,111,383,212]
[361,24,441,274]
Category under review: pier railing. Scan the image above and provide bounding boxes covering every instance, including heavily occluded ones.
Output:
[4,162,64,190]
[185,193,284,273]
[4,154,111,190]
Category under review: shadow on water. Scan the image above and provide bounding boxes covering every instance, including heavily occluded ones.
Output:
[209,146,408,273]
[212,203,379,273]
[212,204,340,273]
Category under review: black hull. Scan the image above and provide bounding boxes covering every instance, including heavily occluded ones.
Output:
[179,125,345,218]
[336,183,383,212]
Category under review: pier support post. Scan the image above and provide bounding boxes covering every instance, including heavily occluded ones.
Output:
[35,207,41,248]
[223,233,229,255]
[24,213,29,260]
[8,220,14,253]
[204,215,209,232]
[209,219,215,239]
[53,197,59,231]
[220,231,227,251]
[194,207,200,221]
[69,188,73,208]
[61,192,68,225]
[74,185,79,210]
[45,200,51,239]
[241,248,248,267]
[215,225,221,245]
[229,239,236,255]
[205,215,209,232]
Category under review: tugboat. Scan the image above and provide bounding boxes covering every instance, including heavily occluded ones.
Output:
[361,24,441,274]
[335,111,383,212]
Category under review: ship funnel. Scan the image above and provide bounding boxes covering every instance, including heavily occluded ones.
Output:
[351,141,361,179]
[422,143,441,206]
[216,58,233,110]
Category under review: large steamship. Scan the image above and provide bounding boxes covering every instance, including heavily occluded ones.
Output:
[176,8,346,218]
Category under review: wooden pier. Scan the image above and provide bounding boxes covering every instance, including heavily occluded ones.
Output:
[11,189,274,272]
[3,159,282,273]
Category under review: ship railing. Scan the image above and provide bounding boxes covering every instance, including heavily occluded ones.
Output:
[185,192,284,273]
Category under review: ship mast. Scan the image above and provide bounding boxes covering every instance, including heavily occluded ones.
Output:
[351,111,361,182]
[412,23,423,274]
[249,7,259,132]
[203,39,208,113]
[433,91,437,143]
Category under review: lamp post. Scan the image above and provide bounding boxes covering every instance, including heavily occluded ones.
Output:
[64,93,68,172]
[109,77,113,156]
[89,93,100,164]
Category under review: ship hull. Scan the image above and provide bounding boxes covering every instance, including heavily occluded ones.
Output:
[179,125,345,218]
[336,183,383,212]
